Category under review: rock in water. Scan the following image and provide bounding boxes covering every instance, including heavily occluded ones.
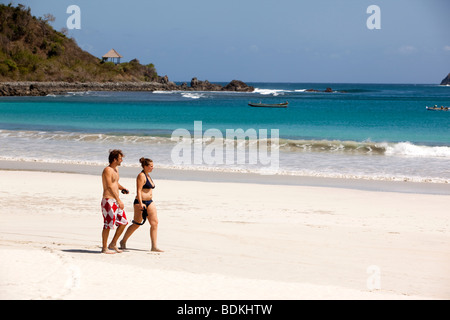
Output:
[440,73,450,85]
[223,80,255,92]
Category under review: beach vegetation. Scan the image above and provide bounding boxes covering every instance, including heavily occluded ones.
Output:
[0,3,159,82]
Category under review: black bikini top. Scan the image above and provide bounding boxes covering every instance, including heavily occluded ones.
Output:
[142,171,155,190]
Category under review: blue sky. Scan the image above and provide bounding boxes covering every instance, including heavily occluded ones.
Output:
[4,0,450,83]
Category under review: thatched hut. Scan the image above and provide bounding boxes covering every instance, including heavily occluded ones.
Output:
[102,49,123,64]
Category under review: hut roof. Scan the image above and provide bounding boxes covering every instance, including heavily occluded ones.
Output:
[102,49,123,58]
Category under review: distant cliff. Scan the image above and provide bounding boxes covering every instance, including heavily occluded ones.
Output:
[440,73,450,85]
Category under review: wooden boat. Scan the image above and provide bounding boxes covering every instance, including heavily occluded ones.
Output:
[426,106,449,111]
[248,101,289,108]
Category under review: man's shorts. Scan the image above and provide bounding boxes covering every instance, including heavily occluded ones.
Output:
[101,198,128,229]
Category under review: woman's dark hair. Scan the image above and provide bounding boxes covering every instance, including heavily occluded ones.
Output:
[139,157,153,168]
[108,149,124,164]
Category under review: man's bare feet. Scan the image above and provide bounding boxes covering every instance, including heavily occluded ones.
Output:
[151,247,164,252]
[108,244,123,253]
[119,240,127,250]
[101,248,116,254]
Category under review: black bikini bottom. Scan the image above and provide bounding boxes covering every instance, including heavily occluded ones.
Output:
[132,199,153,225]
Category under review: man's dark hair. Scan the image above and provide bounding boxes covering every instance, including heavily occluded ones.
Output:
[108,149,124,164]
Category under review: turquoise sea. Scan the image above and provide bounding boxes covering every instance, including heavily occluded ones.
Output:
[0,83,449,183]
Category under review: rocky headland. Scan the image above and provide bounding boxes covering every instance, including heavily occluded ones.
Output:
[0,77,254,96]
[0,5,254,96]
[440,73,450,86]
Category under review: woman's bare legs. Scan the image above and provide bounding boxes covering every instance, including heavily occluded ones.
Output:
[147,202,163,252]
[119,204,142,249]
[119,202,163,252]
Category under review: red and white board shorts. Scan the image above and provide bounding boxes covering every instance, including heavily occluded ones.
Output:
[101,198,128,229]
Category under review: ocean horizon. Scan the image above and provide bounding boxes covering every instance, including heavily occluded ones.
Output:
[0,82,449,183]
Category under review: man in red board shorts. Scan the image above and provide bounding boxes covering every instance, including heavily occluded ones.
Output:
[101,149,129,254]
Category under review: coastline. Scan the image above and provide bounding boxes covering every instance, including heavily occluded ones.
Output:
[0,81,173,96]
[0,79,254,96]
[0,168,449,299]
[0,160,448,195]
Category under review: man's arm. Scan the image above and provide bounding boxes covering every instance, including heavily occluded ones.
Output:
[118,183,129,194]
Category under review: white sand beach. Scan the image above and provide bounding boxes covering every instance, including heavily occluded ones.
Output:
[0,169,449,300]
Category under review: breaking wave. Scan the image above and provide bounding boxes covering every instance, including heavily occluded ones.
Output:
[279,139,450,158]
[253,88,292,96]
[0,129,171,144]
[1,129,449,159]
[1,129,449,184]
[181,92,206,99]
[253,88,308,96]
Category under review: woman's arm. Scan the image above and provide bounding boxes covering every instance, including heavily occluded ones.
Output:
[136,173,145,208]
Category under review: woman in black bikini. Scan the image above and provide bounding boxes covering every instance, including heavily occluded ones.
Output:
[120,157,163,252]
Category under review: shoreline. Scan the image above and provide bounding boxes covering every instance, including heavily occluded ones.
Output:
[0,79,254,96]
[0,160,448,195]
[0,81,172,96]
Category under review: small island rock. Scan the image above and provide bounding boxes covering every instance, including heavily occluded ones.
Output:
[440,73,450,85]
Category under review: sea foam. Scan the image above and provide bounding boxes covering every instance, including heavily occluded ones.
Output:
[181,92,205,99]
[253,88,290,96]
[385,142,450,158]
